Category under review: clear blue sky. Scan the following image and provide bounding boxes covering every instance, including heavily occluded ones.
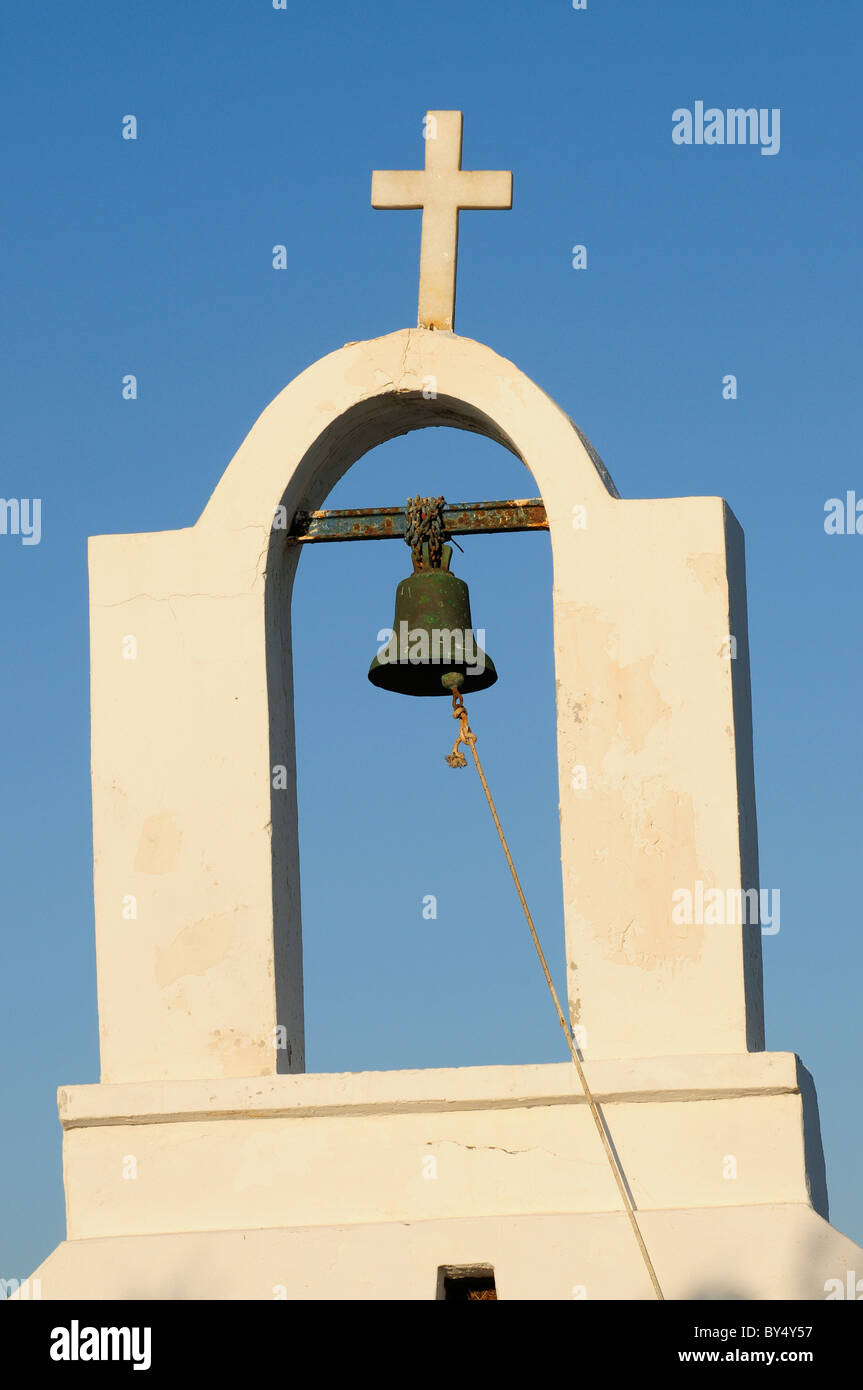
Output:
[1,1,861,1280]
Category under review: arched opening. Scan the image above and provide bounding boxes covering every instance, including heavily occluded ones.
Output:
[87,330,763,1084]
[288,426,568,1072]
[223,329,618,1078]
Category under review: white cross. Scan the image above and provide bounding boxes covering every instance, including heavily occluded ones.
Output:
[372,111,512,332]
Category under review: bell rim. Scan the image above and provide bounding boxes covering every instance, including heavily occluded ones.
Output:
[367,655,498,697]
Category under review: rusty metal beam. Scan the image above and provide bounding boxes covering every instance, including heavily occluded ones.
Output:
[288,498,547,544]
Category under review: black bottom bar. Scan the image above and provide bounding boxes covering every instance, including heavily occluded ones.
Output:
[4,1297,857,1375]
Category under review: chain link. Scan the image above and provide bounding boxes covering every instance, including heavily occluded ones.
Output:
[405,495,447,570]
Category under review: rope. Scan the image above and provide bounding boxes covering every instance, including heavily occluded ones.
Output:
[446,688,665,1301]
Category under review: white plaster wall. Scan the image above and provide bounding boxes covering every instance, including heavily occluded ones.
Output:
[88,329,762,1082]
[27,331,860,1303]
[29,1056,860,1300]
[55,1056,825,1245]
[26,1207,863,1301]
[61,1088,809,1242]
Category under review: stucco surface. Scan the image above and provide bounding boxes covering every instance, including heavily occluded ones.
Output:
[88,328,763,1081]
[27,327,855,1300]
[56,1056,822,1243]
[25,1206,861,1301]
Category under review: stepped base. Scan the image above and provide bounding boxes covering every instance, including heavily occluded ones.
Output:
[19,1053,863,1299]
[25,1206,862,1300]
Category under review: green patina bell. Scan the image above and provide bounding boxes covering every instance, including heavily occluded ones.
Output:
[368,540,497,697]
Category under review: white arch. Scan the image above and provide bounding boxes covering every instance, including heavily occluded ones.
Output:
[198,328,617,552]
[88,327,761,1086]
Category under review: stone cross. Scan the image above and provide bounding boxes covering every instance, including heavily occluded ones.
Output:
[372,111,512,331]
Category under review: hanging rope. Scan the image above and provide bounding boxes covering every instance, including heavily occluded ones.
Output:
[446,687,665,1301]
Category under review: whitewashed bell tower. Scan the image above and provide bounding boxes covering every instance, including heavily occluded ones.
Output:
[24,112,862,1300]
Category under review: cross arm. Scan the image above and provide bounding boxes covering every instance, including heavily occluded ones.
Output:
[371,171,428,209]
[455,171,512,209]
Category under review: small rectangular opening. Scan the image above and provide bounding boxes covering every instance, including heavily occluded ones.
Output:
[437,1264,497,1301]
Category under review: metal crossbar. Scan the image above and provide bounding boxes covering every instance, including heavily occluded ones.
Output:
[288,498,547,545]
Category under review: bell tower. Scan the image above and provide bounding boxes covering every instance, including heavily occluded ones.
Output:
[21,112,862,1301]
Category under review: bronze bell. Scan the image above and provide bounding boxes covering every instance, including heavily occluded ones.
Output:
[368,539,497,698]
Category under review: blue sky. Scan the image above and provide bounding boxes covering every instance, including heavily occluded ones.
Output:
[1,1,861,1279]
